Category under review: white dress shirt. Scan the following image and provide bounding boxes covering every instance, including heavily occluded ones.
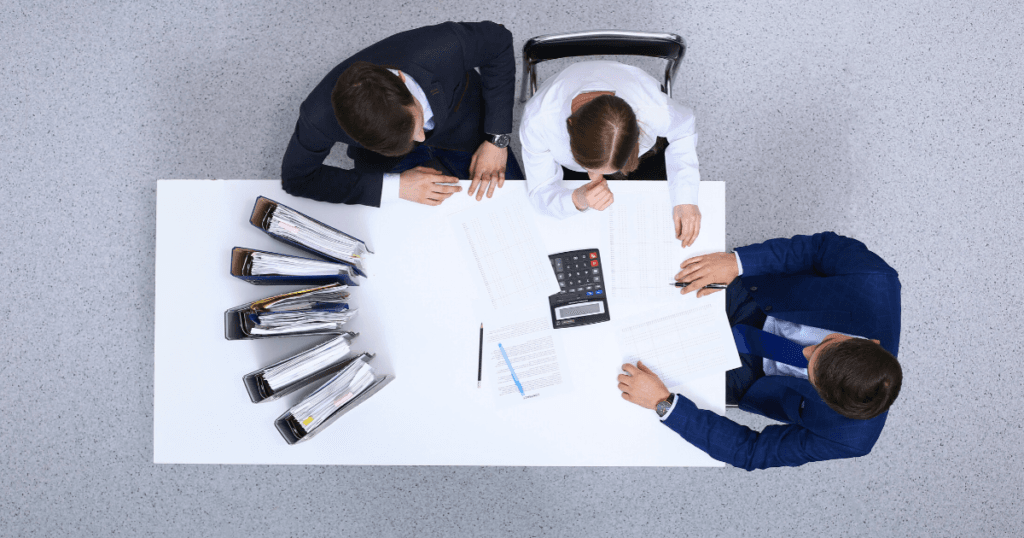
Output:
[381,70,436,204]
[519,61,701,219]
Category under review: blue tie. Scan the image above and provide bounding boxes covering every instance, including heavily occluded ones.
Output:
[732,324,809,369]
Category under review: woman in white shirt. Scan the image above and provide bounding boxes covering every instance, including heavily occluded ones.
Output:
[519,60,702,246]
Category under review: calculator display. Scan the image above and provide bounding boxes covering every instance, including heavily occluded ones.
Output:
[547,249,611,329]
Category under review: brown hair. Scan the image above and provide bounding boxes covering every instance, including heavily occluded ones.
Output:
[332,61,416,157]
[813,339,903,420]
[566,95,640,175]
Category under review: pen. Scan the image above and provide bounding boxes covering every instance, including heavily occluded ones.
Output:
[477,323,483,389]
[498,343,525,396]
[672,282,729,289]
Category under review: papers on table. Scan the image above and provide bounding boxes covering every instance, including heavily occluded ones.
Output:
[604,192,725,305]
[483,307,571,405]
[448,196,560,312]
[617,299,741,389]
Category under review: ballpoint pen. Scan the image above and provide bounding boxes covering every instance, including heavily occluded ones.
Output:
[672,282,729,289]
[498,343,525,396]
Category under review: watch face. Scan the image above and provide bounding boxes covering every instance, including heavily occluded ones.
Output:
[656,400,671,417]
[491,134,510,148]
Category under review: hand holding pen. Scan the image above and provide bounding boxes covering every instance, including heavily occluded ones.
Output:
[674,252,740,297]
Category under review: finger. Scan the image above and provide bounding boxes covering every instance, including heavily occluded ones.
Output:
[692,217,701,246]
[497,170,506,188]
[617,373,631,384]
[486,172,498,198]
[637,361,652,374]
[618,382,629,391]
[675,264,705,282]
[416,166,443,175]
[475,175,488,201]
[621,392,631,401]
[431,183,462,194]
[622,363,639,375]
[679,255,703,269]
[425,197,442,206]
[675,215,683,239]
[468,154,481,196]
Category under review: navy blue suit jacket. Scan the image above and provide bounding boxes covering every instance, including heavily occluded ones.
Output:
[281,21,515,206]
[662,232,902,470]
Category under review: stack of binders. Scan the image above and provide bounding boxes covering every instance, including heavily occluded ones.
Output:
[225,196,392,444]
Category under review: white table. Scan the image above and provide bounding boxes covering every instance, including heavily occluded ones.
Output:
[154,180,728,465]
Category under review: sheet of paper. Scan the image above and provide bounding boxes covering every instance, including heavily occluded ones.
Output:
[483,307,572,406]
[617,299,741,389]
[448,196,560,312]
[604,193,723,305]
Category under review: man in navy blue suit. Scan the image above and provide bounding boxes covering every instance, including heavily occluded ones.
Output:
[281,21,522,207]
[617,232,903,470]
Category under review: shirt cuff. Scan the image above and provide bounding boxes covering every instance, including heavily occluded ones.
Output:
[734,252,744,276]
[669,182,700,210]
[381,172,402,204]
[658,394,681,422]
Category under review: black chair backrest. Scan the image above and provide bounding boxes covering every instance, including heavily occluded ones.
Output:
[521,30,686,101]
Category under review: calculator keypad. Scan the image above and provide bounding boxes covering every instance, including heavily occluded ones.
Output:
[551,250,605,302]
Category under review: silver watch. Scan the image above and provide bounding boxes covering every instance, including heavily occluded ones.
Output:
[655,394,675,417]
[485,133,511,149]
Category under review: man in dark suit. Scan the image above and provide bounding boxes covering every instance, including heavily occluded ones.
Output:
[281,21,522,207]
[617,232,903,470]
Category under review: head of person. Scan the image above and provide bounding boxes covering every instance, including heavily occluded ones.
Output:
[807,334,903,420]
[566,95,640,178]
[332,61,425,157]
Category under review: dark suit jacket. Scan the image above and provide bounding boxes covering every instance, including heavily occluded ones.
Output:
[663,232,902,470]
[281,21,515,206]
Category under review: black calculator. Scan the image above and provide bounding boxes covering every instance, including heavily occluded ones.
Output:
[547,249,610,329]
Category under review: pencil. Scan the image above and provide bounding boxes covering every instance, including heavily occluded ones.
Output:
[477,323,483,388]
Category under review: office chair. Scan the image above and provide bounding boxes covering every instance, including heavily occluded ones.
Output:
[520,30,686,103]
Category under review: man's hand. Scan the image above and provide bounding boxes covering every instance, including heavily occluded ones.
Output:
[675,251,739,297]
[618,362,670,409]
[467,141,508,200]
[673,204,701,248]
[399,166,462,206]
[572,176,614,211]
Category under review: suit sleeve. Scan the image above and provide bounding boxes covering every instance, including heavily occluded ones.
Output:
[734,232,898,279]
[446,21,515,135]
[280,114,384,206]
[662,395,869,471]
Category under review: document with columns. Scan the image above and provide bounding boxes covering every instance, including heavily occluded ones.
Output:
[154,179,728,465]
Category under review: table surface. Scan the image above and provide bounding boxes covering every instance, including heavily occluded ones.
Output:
[154,179,728,465]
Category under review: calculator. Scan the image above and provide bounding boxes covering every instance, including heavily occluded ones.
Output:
[547,249,611,329]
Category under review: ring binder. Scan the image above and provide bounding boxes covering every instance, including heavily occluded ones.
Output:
[242,332,361,403]
[273,354,392,445]
[230,247,360,287]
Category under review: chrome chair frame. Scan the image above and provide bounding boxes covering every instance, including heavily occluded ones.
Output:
[520,30,686,102]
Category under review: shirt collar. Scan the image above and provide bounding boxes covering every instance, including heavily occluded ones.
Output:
[388,69,434,130]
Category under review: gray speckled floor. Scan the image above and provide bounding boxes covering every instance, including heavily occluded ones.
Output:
[2,0,1022,536]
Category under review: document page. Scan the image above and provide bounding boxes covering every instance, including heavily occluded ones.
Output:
[604,193,723,305]
[483,307,572,406]
[448,197,560,312]
[617,299,741,389]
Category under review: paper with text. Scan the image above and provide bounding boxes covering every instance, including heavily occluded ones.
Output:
[483,307,572,406]
[448,197,560,312]
[604,193,723,305]
[617,300,740,389]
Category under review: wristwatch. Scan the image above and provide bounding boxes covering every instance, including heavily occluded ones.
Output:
[485,133,511,149]
[655,394,676,418]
